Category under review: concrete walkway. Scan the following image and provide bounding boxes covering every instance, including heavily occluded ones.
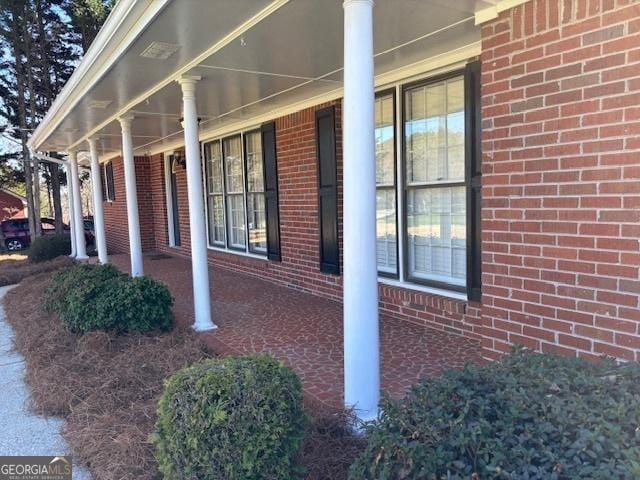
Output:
[0,285,91,479]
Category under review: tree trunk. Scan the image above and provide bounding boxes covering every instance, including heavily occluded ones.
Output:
[37,1,64,233]
[25,7,42,237]
[50,162,63,233]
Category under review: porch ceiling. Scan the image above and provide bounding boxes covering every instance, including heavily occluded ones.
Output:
[30,0,499,162]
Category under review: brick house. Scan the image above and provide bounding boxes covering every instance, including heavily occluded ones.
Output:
[29,0,640,420]
[0,189,26,220]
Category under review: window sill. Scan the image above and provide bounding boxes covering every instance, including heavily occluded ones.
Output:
[207,245,269,262]
[378,276,468,302]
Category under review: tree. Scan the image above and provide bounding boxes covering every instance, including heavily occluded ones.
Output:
[0,0,113,251]
[66,0,114,53]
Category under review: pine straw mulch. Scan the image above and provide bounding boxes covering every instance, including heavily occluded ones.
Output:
[3,272,365,480]
[0,254,74,287]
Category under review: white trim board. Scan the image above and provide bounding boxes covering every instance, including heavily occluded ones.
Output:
[475,0,531,25]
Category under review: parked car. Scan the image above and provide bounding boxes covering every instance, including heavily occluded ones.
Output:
[1,217,94,251]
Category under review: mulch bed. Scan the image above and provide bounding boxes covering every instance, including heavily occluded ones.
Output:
[3,269,364,479]
[0,255,73,287]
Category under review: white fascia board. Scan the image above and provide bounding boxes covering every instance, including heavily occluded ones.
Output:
[475,0,531,25]
[28,0,172,151]
[91,41,480,163]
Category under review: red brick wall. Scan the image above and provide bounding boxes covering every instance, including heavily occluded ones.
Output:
[0,191,24,220]
[146,102,482,339]
[103,156,156,254]
[481,0,640,361]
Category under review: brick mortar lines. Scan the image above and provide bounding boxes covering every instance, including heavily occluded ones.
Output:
[480,0,640,361]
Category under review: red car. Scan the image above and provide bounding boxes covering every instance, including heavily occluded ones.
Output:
[1,217,95,251]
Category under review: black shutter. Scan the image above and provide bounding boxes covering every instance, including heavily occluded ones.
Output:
[315,106,340,275]
[100,164,107,202]
[261,122,281,261]
[106,161,116,201]
[466,60,482,301]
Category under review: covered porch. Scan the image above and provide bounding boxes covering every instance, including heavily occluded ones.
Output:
[109,251,481,405]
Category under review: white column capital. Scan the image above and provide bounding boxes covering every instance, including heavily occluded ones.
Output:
[343,0,374,8]
[118,115,135,131]
[87,137,99,149]
[177,75,202,99]
[67,149,78,159]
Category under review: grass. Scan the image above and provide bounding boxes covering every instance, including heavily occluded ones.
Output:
[2,268,363,479]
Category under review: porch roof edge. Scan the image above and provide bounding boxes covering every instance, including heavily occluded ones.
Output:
[475,0,531,25]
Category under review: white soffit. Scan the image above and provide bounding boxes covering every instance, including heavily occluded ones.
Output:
[33,0,495,158]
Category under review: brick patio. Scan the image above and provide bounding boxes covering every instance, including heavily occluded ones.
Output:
[109,252,481,406]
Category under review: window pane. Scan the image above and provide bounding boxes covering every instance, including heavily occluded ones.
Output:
[405,77,464,184]
[245,132,264,193]
[376,188,397,273]
[227,194,246,248]
[247,193,266,253]
[406,186,466,285]
[207,141,223,194]
[224,136,243,193]
[375,95,394,186]
[375,93,397,274]
[207,195,225,246]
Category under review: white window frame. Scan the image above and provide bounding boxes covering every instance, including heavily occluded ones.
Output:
[202,126,268,260]
[163,152,177,248]
[372,67,472,300]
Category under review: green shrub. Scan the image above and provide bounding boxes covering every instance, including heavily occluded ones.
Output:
[93,276,173,333]
[152,355,306,480]
[349,349,640,480]
[44,263,173,333]
[28,233,71,263]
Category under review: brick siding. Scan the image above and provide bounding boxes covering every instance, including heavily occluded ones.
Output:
[481,0,640,361]
[102,156,156,254]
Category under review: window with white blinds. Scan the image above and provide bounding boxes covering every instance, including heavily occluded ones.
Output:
[404,76,467,287]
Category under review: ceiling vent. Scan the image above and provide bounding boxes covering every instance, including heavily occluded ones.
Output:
[140,41,180,60]
[88,100,112,109]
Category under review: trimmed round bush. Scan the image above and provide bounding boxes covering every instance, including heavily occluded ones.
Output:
[349,349,640,480]
[152,355,306,480]
[44,263,173,333]
[28,233,71,263]
[93,275,173,333]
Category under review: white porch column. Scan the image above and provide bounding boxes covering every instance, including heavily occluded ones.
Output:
[118,115,144,277]
[178,76,216,331]
[67,164,77,258]
[68,150,88,260]
[88,138,108,264]
[342,0,379,422]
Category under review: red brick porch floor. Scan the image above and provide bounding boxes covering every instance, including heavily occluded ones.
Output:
[109,252,481,406]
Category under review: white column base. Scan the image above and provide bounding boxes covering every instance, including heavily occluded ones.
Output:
[192,323,218,333]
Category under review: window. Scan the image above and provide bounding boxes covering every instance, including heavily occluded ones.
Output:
[104,161,115,201]
[405,75,466,289]
[244,131,267,253]
[205,141,225,246]
[374,62,481,296]
[375,92,397,276]
[204,128,272,256]
[223,135,246,249]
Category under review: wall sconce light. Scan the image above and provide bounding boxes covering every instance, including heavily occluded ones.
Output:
[172,151,186,171]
